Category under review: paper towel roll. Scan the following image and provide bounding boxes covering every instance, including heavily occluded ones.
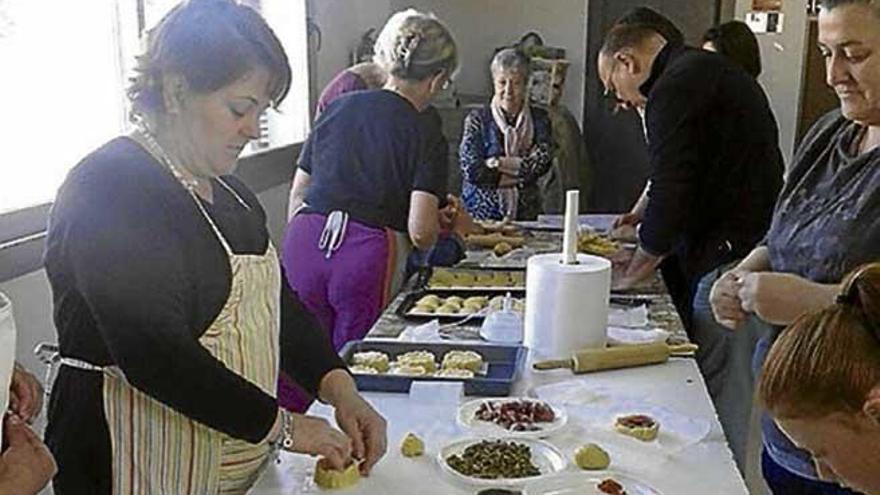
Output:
[524,253,611,359]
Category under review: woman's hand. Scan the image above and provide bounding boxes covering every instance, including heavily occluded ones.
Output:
[709,269,749,329]
[319,370,388,475]
[738,272,839,326]
[0,415,56,495]
[9,364,43,423]
[496,157,521,177]
[333,392,387,475]
[289,414,354,470]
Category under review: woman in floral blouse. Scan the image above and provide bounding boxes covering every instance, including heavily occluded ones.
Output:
[459,48,554,221]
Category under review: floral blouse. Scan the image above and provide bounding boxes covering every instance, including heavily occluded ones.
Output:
[458,105,554,220]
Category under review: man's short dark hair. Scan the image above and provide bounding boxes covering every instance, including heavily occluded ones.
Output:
[600,23,662,57]
[615,7,684,46]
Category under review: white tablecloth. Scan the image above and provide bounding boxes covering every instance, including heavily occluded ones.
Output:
[252,358,747,494]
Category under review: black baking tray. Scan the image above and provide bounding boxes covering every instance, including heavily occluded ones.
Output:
[338,340,526,396]
[415,266,526,291]
[396,289,525,321]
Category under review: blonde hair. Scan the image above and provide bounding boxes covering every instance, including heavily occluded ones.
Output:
[373,9,458,82]
[759,263,880,419]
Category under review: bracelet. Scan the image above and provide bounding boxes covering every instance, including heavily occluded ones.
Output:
[281,409,295,451]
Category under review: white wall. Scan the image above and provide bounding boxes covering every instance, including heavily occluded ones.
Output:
[391,0,587,123]
[307,0,393,108]
[736,1,809,166]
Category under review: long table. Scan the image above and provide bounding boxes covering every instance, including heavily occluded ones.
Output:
[253,223,747,494]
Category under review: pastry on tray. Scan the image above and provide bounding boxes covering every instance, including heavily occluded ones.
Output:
[348,365,379,375]
[577,232,620,256]
[396,351,437,373]
[388,364,428,376]
[313,458,360,489]
[415,294,443,308]
[462,296,488,309]
[434,368,475,379]
[574,443,610,470]
[350,351,390,372]
[441,350,483,372]
[412,304,437,314]
[614,414,659,441]
[434,303,460,314]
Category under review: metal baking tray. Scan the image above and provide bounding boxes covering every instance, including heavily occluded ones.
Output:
[418,267,526,292]
[397,289,525,321]
[338,340,527,396]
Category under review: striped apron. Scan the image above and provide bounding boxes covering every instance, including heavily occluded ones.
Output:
[71,131,283,494]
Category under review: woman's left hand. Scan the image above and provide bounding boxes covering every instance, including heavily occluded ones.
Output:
[738,272,838,326]
[333,392,387,475]
[320,370,387,475]
[9,364,43,423]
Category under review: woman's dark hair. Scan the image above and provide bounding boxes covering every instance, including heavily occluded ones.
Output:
[614,7,684,47]
[703,21,762,78]
[128,0,291,120]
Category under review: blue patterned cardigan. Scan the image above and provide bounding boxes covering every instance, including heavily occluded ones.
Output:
[458,105,554,220]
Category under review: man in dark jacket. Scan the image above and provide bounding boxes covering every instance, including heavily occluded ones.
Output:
[598,15,784,325]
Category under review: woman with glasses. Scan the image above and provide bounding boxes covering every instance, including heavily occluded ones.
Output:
[459,48,554,221]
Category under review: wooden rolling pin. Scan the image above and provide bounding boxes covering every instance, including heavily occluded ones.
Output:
[532,342,698,374]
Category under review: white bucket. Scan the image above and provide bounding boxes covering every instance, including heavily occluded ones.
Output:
[0,292,17,445]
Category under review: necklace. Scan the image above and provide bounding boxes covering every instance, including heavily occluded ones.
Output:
[135,126,203,192]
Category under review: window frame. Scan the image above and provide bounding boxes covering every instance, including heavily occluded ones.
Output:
[0,0,313,283]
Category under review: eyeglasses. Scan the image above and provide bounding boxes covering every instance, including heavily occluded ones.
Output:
[601,59,629,114]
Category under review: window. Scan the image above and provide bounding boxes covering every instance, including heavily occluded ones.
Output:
[0,0,309,215]
[0,1,127,214]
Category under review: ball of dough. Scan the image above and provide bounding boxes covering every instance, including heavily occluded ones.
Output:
[400,432,425,457]
[574,443,610,470]
[493,241,513,257]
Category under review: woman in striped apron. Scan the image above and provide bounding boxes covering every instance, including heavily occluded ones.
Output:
[43,2,386,493]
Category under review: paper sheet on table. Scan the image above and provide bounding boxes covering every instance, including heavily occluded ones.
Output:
[607,326,670,346]
[607,305,649,327]
[531,380,711,467]
[397,320,443,342]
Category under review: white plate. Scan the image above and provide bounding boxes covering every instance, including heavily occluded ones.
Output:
[457,398,568,439]
[524,472,661,495]
[438,437,567,488]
